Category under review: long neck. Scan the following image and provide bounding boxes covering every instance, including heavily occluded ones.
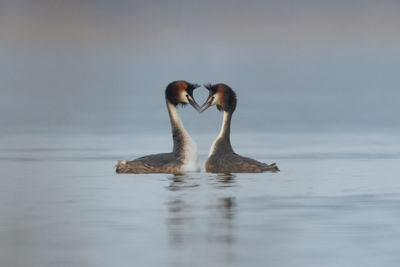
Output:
[209,111,234,156]
[166,101,191,155]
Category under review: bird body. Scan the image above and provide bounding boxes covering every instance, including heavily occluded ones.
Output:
[116,81,201,174]
[205,153,278,173]
[201,83,279,173]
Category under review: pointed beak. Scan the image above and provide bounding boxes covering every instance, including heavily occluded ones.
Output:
[200,101,212,113]
[188,98,202,112]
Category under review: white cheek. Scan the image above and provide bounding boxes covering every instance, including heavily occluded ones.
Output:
[211,95,219,105]
[181,93,190,104]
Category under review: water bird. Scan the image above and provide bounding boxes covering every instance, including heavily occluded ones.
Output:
[116,81,202,174]
[200,83,279,173]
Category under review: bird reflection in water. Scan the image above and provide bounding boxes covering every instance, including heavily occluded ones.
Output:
[166,173,237,266]
[166,173,199,248]
[166,173,200,191]
[209,173,237,189]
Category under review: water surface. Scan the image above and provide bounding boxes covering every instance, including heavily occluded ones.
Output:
[1,132,400,267]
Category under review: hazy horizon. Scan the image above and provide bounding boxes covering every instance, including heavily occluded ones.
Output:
[1,0,399,134]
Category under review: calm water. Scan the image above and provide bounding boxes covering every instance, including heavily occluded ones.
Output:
[1,131,400,267]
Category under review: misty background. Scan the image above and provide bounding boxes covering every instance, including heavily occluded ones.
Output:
[1,0,400,135]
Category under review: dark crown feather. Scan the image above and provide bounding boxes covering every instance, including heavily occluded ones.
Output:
[186,83,200,96]
[204,83,217,94]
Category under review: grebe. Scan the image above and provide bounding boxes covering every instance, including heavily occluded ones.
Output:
[201,83,279,173]
[116,81,202,174]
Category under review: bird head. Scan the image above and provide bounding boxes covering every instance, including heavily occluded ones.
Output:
[201,83,237,113]
[165,81,201,112]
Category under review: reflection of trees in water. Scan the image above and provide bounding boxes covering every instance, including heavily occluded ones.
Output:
[166,173,237,266]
